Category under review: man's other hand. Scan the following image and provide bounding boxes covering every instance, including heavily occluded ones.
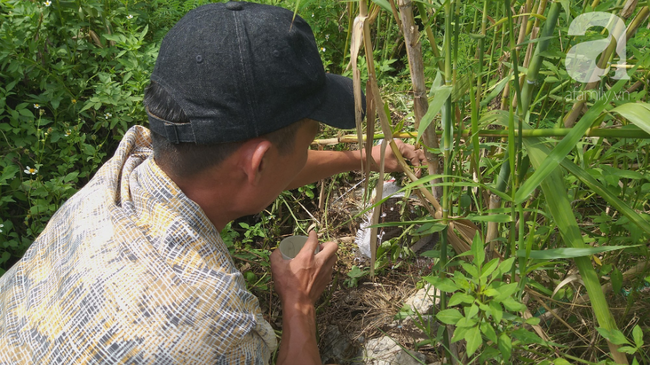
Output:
[370,139,427,176]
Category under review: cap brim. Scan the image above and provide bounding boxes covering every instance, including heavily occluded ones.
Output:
[307,74,364,130]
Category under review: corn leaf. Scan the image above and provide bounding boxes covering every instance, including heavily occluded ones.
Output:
[560,159,650,235]
[610,103,650,135]
[370,0,392,12]
[418,85,452,144]
[517,245,634,259]
[515,78,628,204]
[523,129,624,359]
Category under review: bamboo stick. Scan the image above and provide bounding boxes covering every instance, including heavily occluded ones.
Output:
[310,127,650,146]
[398,0,442,199]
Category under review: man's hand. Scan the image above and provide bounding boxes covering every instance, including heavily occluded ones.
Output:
[270,231,337,365]
[369,139,427,176]
[286,140,428,190]
[270,230,337,307]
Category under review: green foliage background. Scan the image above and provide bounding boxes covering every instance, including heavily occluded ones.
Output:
[0,0,348,273]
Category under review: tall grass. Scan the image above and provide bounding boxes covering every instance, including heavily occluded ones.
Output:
[350,0,650,362]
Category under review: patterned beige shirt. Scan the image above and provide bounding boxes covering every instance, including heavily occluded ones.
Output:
[0,126,277,364]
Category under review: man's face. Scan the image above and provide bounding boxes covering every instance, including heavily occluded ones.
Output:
[249,120,319,213]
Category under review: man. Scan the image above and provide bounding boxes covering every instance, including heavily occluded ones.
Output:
[0,2,424,364]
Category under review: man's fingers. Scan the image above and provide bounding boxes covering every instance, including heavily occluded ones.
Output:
[318,240,338,257]
[270,248,283,266]
[297,230,319,258]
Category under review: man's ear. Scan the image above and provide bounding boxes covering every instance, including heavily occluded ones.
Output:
[238,139,273,186]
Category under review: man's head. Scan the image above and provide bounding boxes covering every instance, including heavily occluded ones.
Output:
[144,80,310,177]
[145,2,359,174]
[144,2,360,226]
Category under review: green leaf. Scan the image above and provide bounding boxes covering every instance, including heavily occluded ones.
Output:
[64,171,79,183]
[525,317,541,326]
[610,103,650,135]
[465,304,479,319]
[460,262,479,279]
[456,317,477,328]
[370,0,392,12]
[516,78,628,204]
[618,346,638,354]
[633,325,644,348]
[481,258,500,279]
[493,282,519,302]
[601,165,644,180]
[348,265,368,279]
[562,159,650,236]
[18,108,34,118]
[480,74,511,108]
[466,325,482,356]
[597,328,631,346]
[437,309,463,325]
[451,326,469,343]
[501,297,526,311]
[517,245,632,259]
[478,347,500,362]
[471,233,484,268]
[418,85,452,143]
[493,257,516,280]
[480,322,498,343]
[423,276,458,292]
[448,292,474,307]
[498,333,512,361]
[511,328,544,345]
[489,301,503,323]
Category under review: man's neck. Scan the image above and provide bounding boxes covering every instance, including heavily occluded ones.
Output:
[156,160,244,232]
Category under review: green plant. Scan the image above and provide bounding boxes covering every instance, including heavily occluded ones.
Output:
[424,233,543,362]
[598,325,648,364]
[239,221,267,244]
[0,0,158,273]
[344,265,369,288]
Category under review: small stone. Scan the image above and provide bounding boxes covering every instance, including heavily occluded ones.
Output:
[404,284,440,315]
[320,326,363,365]
[363,336,426,365]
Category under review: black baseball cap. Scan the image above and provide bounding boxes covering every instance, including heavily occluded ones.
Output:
[147,1,361,144]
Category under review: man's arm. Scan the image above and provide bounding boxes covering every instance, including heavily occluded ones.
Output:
[286,139,427,190]
[270,231,337,365]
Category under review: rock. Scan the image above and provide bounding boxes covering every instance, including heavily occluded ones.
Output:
[363,336,426,365]
[404,284,440,316]
[320,325,364,365]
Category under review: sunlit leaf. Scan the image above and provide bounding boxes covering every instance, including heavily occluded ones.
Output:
[418,85,452,143]
[499,333,512,361]
[633,325,644,348]
[465,325,482,356]
[610,102,650,135]
[370,0,392,12]
[437,308,463,325]
[516,78,628,204]
[517,245,634,259]
[597,327,631,346]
